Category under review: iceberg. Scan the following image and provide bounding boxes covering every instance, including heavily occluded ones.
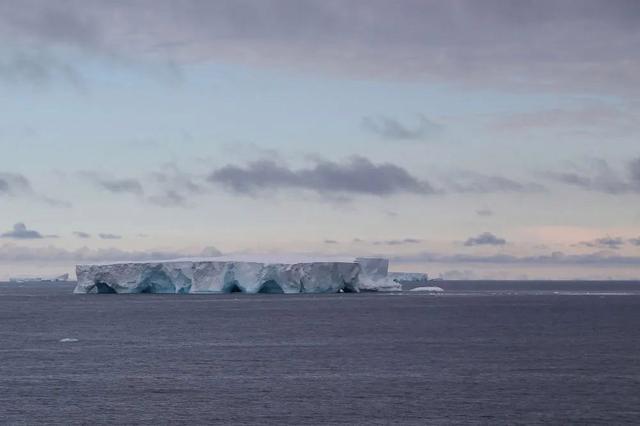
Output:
[74,257,405,294]
[388,271,429,284]
[9,273,70,283]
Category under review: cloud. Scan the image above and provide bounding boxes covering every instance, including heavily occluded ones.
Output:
[373,238,422,246]
[147,163,203,207]
[81,172,145,196]
[82,165,203,208]
[73,231,91,239]
[630,158,640,185]
[0,172,71,207]
[0,243,223,263]
[98,233,122,240]
[324,239,338,244]
[40,196,72,208]
[446,172,545,193]
[393,250,640,266]
[361,114,442,141]
[629,237,640,246]
[546,157,640,194]
[493,103,639,134]
[208,156,434,197]
[0,50,84,89]
[1,223,45,239]
[476,209,493,217]
[95,177,144,196]
[0,172,32,197]
[147,190,188,207]
[579,236,625,250]
[2,1,640,95]
[464,232,507,247]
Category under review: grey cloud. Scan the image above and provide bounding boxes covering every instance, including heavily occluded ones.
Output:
[546,157,640,194]
[96,178,144,196]
[208,156,434,197]
[373,238,422,246]
[464,232,507,247]
[476,209,494,217]
[152,164,201,194]
[81,171,145,196]
[1,223,44,239]
[362,115,442,141]
[0,172,71,207]
[0,243,223,263]
[39,195,72,208]
[98,233,122,240]
[147,190,188,207]
[83,166,203,207]
[147,163,202,207]
[494,103,639,134]
[0,50,84,89]
[447,172,545,194]
[324,239,338,244]
[0,172,32,196]
[629,237,640,246]
[1,1,639,95]
[73,231,91,239]
[393,250,640,266]
[630,158,640,184]
[579,236,625,250]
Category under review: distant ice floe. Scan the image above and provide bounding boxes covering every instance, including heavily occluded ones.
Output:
[59,338,79,343]
[409,286,444,293]
[73,257,410,294]
[9,273,69,283]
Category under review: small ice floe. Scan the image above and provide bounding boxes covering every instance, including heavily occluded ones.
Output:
[59,338,79,343]
[409,286,444,293]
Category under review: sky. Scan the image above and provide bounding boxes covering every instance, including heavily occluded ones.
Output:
[1,0,640,280]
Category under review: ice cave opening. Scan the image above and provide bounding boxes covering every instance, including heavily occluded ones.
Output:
[223,281,244,293]
[95,281,116,294]
[257,280,285,294]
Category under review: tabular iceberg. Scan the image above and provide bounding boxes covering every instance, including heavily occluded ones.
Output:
[74,257,403,294]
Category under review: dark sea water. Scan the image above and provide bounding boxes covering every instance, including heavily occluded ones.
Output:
[2,281,640,425]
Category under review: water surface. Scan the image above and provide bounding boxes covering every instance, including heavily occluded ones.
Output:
[1,281,639,424]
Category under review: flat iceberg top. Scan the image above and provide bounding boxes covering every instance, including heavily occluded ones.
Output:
[77,254,359,267]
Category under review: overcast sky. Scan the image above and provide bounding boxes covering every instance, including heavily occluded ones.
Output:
[1,0,640,279]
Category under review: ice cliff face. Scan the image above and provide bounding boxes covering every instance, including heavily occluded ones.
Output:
[355,257,402,292]
[75,261,194,294]
[74,260,370,294]
[388,272,429,284]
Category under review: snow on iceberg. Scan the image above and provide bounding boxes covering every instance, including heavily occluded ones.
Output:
[74,257,406,294]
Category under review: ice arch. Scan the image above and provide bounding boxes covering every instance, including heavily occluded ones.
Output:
[257,280,285,294]
[95,281,116,294]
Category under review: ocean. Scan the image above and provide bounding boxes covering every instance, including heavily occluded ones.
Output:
[1,281,640,425]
